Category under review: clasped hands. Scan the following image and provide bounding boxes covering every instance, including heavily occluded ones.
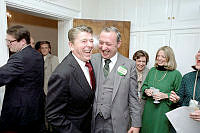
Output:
[144,88,168,101]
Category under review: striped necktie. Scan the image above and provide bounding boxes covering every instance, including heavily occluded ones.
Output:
[103,59,111,77]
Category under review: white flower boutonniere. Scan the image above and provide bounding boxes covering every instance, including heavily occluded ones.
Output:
[117,66,127,76]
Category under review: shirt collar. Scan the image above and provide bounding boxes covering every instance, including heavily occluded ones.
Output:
[72,53,87,66]
[103,52,118,64]
[20,44,29,51]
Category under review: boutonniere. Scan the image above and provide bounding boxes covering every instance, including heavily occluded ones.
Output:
[117,66,127,76]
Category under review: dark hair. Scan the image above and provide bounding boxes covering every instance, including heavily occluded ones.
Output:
[133,50,149,64]
[35,41,41,50]
[39,41,51,50]
[7,25,30,44]
[68,25,93,43]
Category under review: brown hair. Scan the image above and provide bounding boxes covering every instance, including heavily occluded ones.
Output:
[133,50,149,65]
[7,25,30,44]
[68,25,93,43]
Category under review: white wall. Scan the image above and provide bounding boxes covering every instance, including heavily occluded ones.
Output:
[80,0,200,75]
[44,0,81,11]
[0,0,8,116]
[81,0,99,19]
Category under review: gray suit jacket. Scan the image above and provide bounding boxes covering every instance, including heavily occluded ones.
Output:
[44,53,59,95]
[91,53,142,133]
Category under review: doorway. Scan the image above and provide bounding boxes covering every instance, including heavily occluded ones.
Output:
[0,0,80,114]
[7,9,58,56]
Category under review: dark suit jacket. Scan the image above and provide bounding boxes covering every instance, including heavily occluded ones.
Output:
[0,45,45,132]
[46,52,95,133]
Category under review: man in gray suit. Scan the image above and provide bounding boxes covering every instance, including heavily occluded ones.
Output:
[91,26,142,133]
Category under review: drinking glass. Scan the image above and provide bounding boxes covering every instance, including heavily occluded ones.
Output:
[152,87,160,104]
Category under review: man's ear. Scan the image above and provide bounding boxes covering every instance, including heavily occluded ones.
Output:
[117,40,121,48]
[20,38,27,45]
[68,41,74,51]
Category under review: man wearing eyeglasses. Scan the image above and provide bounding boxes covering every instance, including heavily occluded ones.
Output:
[0,25,45,133]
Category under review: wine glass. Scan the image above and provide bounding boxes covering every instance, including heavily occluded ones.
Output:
[152,87,160,104]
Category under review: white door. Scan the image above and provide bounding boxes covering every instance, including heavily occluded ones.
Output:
[172,0,200,29]
[132,31,170,68]
[141,0,172,31]
[170,28,200,75]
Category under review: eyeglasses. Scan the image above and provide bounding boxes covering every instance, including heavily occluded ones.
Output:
[5,39,17,44]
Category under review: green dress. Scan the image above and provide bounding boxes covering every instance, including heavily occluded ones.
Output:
[141,67,182,133]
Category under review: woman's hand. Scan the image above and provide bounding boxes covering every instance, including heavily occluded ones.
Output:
[144,88,153,96]
[153,92,168,101]
[190,110,200,121]
[169,91,180,103]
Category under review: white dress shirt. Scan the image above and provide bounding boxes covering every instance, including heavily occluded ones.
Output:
[72,53,91,87]
[102,53,118,72]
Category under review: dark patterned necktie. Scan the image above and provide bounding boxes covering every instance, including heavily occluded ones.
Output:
[85,62,95,90]
[103,59,111,77]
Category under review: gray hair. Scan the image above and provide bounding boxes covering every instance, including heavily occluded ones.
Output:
[101,26,121,43]
[68,25,93,43]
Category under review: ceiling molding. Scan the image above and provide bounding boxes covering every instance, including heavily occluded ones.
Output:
[5,0,80,20]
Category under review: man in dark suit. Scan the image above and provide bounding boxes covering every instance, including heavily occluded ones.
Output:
[0,25,45,133]
[46,25,95,133]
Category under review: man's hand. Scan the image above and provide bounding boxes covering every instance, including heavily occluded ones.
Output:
[128,127,140,133]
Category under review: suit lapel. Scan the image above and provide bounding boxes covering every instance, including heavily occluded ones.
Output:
[94,54,102,100]
[69,53,93,97]
[112,54,125,102]
[44,54,50,69]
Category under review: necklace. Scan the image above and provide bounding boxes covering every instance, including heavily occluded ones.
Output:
[153,69,167,87]
[154,69,168,82]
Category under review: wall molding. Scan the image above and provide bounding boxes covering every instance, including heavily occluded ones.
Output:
[5,0,80,20]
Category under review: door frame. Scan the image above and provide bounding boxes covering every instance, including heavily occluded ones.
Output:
[0,0,80,114]
[1,0,81,62]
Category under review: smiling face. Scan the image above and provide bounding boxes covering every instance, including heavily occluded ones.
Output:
[69,31,94,62]
[156,50,167,66]
[98,31,121,59]
[136,56,147,72]
[40,43,50,56]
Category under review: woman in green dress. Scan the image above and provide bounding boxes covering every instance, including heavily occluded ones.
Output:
[140,46,182,133]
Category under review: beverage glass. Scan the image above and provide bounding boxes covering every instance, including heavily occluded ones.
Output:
[152,88,160,104]
[189,99,199,110]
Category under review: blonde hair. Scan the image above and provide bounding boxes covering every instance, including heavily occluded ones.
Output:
[154,46,177,70]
